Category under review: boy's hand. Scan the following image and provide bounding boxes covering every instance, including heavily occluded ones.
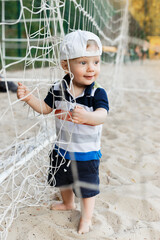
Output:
[17,82,31,102]
[71,105,88,124]
[71,106,107,126]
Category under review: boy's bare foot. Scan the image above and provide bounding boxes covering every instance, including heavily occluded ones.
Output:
[50,202,75,211]
[78,218,92,234]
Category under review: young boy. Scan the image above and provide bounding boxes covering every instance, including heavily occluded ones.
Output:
[17,30,109,234]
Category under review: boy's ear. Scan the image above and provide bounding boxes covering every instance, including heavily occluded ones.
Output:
[61,60,69,71]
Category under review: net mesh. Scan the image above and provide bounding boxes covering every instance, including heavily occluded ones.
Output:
[0,0,128,239]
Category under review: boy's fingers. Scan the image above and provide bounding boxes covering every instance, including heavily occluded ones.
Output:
[18,82,26,89]
[18,88,26,92]
[72,119,79,124]
[72,105,83,113]
[18,84,27,91]
[75,105,83,109]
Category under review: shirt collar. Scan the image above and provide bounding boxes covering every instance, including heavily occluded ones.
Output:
[62,74,70,90]
[62,74,94,96]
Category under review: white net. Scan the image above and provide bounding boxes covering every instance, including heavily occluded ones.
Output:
[0,0,129,239]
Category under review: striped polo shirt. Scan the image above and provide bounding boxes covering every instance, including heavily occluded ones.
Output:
[44,74,109,161]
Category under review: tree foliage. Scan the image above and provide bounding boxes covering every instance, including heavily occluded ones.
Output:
[129,0,160,36]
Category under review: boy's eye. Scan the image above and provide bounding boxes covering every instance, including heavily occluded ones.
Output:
[95,61,99,65]
[80,61,86,65]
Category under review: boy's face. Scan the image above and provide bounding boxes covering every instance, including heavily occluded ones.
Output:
[66,55,100,88]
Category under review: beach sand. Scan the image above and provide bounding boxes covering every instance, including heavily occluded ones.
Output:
[0,60,160,239]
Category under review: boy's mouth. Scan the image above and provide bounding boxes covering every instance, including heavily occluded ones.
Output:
[84,75,94,80]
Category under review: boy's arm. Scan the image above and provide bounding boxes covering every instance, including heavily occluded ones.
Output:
[17,82,52,114]
[71,106,107,125]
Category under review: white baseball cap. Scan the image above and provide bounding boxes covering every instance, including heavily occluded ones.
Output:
[60,30,102,60]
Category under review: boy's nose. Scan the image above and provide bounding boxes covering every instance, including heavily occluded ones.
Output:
[87,63,94,71]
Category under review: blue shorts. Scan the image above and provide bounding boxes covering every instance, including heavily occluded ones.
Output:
[48,150,100,198]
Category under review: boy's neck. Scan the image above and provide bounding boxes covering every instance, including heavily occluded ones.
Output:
[69,82,85,98]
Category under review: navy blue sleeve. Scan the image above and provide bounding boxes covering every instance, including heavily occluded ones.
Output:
[93,88,109,112]
[44,87,55,109]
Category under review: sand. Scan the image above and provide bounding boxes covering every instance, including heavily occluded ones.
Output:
[0,60,160,240]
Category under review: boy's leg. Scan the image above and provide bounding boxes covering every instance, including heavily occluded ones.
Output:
[50,188,75,210]
[78,196,95,234]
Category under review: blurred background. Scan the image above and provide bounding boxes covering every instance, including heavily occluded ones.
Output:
[129,0,160,60]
